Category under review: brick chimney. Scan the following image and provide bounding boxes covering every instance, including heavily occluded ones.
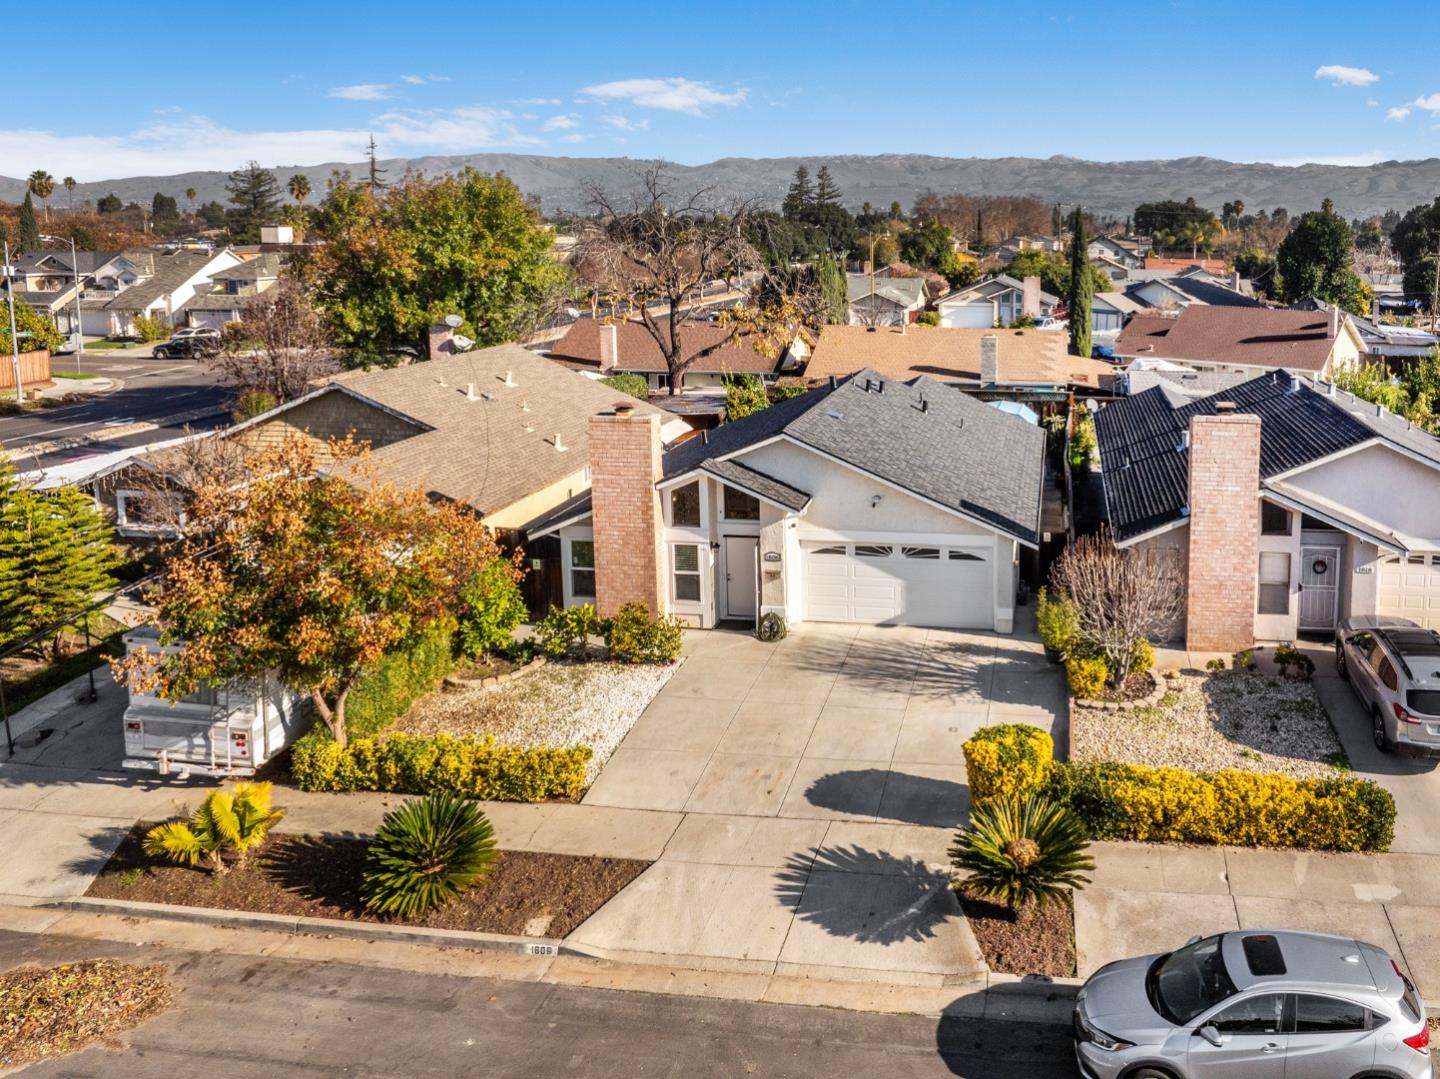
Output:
[588,403,665,618]
[428,323,454,360]
[598,322,619,373]
[1328,305,1340,338]
[1230,270,1242,291]
[1185,408,1261,652]
[1021,275,1041,319]
[980,334,999,386]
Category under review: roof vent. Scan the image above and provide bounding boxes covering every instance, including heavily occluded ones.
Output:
[466,382,478,401]
[825,409,844,420]
[502,370,515,387]
[1376,402,1383,417]
[613,400,635,415]
[553,432,565,451]
[1215,400,1237,414]
[913,395,928,414]
[521,400,530,412]
[701,428,710,444]
[1177,430,1190,452]
[828,374,838,389]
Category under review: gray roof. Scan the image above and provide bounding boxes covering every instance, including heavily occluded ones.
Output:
[179,290,247,312]
[664,370,1045,544]
[939,273,1061,307]
[847,273,926,308]
[105,251,218,312]
[1126,274,1261,309]
[209,253,282,281]
[700,458,811,512]
[1122,368,1252,400]
[16,250,116,275]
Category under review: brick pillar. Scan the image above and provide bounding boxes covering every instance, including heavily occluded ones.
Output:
[428,323,454,360]
[1185,410,1261,652]
[589,404,665,618]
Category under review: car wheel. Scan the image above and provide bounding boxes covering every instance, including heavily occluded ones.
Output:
[1126,1068,1178,1079]
[1336,643,1348,680]
[153,348,168,359]
[1373,708,1394,753]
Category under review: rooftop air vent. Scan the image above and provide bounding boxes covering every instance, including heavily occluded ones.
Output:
[825,409,844,420]
[502,370,516,387]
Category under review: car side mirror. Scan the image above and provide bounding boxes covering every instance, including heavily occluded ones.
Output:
[1196,1025,1223,1048]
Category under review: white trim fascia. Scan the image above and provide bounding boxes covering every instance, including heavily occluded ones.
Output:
[525,507,594,539]
[1112,517,1189,549]
[1260,485,1406,555]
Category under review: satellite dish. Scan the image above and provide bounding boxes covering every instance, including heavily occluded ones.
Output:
[444,314,463,329]
[452,334,475,352]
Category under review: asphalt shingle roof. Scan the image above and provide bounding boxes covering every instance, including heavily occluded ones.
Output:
[105,251,218,312]
[700,458,811,512]
[847,274,927,308]
[1114,306,1348,372]
[548,318,782,375]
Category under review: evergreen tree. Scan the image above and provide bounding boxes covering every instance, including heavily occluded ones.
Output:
[1051,203,1063,236]
[974,208,985,248]
[814,252,849,324]
[366,135,387,191]
[1066,208,1093,360]
[225,161,282,243]
[18,194,40,250]
[151,192,180,233]
[813,166,841,207]
[1277,203,1367,313]
[96,193,122,214]
[782,166,813,220]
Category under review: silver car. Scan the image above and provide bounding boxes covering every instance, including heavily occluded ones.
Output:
[1336,616,1440,755]
[1074,930,1430,1079]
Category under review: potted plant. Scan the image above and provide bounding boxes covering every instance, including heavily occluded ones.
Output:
[1036,587,1079,664]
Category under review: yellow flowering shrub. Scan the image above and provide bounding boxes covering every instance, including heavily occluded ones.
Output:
[963,723,1054,802]
[1065,656,1108,699]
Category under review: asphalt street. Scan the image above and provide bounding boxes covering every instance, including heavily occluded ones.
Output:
[0,929,1077,1078]
[0,348,230,469]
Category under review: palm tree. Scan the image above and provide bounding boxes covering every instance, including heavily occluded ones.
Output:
[185,187,197,212]
[143,782,285,875]
[62,176,76,211]
[26,170,55,222]
[287,173,311,206]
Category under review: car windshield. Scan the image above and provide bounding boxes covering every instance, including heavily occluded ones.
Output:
[1149,936,1238,1024]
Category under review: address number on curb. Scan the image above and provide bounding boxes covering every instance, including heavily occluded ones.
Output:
[528,943,558,956]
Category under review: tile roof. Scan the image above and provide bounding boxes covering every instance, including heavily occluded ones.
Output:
[548,318,782,375]
[1094,373,1440,542]
[1114,306,1347,372]
[664,370,1045,544]
[803,325,1114,389]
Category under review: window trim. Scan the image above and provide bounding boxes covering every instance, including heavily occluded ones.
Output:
[720,485,760,521]
[669,481,701,528]
[1257,551,1291,616]
[671,542,702,605]
[567,537,596,600]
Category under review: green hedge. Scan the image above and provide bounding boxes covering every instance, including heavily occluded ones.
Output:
[345,628,454,740]
[291,733,592,801]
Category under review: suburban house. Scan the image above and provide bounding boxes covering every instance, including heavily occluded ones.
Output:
[936,275,1059,328]
[1290,298,1440,362]
[9,250,119,337]
[1092,374,1440,650]
[84,248,244,337]
[996,235,1064,262]
[1086,236,1144,268]
[1144,257,1228,275]
[1114,305,1367,380]
[802,325,1115,397]
[180,252,284,329]
[1090,291,1146,335]
[1125,269,1261,312]
[531,370,1046,633]
[845,273,928,326]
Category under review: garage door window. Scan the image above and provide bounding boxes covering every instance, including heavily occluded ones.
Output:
[855,545,893,558]
[902,547,940,559]
[672,544,701,602]
[1258,552,1290,615]
[948,550,984,561]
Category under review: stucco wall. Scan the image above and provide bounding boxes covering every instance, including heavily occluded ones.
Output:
[1283,443,1440,542]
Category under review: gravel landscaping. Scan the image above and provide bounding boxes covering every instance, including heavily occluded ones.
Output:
[1071,669,1346,778]
[392,660,677,780]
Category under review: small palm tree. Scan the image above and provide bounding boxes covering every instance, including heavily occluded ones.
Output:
[287,173,311,206]
[185,186,197,210]
[363,793,497,918]
[63,176,76,211]
[950,794,1094,915]
[27,170,55,222]
[143,782,285,875]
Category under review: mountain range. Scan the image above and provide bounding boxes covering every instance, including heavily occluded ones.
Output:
[4,153,1440,221]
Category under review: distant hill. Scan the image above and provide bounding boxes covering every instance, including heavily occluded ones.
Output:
[4,152,1440,221]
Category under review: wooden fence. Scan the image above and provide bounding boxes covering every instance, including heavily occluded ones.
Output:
[0,349,52,391]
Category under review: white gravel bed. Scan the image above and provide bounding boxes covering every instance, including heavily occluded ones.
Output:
[392,660,677,781]
[1071,670,1345,779]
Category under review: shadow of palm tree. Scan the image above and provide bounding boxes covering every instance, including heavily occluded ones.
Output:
[59,823,140,881]
[804,767,970,827]
[774,844,957,945]
[261,833,370,913]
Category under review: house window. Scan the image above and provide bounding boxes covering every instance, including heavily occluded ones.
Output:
[670,482,700,527]
[1258,552,1290,615]
[673,543,701,602]
[1260,501,1291,535]
[722,486,760,521]
[569,540,596,598]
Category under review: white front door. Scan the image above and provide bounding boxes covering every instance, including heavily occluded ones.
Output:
[723,536,758,621]
[1298,545,1340,631]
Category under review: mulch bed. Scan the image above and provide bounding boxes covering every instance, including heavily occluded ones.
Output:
[1081,670,1156,704]
[957,888,1076,978]
[0,959,173,1069]
[88,826,648,939]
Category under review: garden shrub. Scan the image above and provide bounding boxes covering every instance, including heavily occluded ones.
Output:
[1045,761,1394,852]
[1232,649,1256,671]
[362,792,497,917]
[456,558,528,658]
[1274,643,1315,680]
[605,602,683,663]
[962,723,1054,803]
[132,314,170,343]
[233,390,277,421]
[344,628,454,740]
[1035,587,1079,654]
[600,373,650,401]
[949,793,1094,911]
[291,732,592,801]
[1205,658,1226,672]
[757,611,787,642]
[535,604,606,660]
[1129,639,1155,675]
[1065,655,1108,699]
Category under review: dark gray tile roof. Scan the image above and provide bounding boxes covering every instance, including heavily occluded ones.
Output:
[1094,373,1440,541]
[665,370,1045,544]
[701,458,811,511]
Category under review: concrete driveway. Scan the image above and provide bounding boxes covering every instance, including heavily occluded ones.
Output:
[583,618,1067,826]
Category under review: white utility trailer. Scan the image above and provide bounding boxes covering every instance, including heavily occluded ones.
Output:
[120,628,309,777]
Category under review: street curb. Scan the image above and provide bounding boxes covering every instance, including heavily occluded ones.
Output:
[16,404,228,459]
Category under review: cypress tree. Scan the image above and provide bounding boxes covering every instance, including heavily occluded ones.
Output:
[1067,207,1094,360]
[18,193,40,250]
[814,252,848,324]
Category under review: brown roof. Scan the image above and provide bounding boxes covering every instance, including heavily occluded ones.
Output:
[803,325,1114,388]
[548,318,781,376]
[1114,306,1348,373]
[1143,257,1227,274]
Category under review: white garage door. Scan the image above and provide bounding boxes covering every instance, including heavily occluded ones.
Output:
[1378,554,1440,630]
[803,542,992,628]
[939,303,994,329]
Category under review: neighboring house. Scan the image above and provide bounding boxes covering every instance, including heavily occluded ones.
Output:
[1086,236,1144,268]
[547,318,798,395]
[1091,292,1146,335]
[1120,367,1252,399]
[846,273,928,326]
[90,249,244,337]
[803,325,1115,396]
[1144,257,1228,274]
[179,252,285,329]
[1114,305,1367,380]
[1093,374,1440,649]
[1125,269,1261,311]
[935,275,1059,328]
[1289,298,1440,362]
[10,250,119,336]
[532,370,1046,632]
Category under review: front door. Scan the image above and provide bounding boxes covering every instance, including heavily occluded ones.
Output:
[723,536,758,621]
[1298,546,1340,631]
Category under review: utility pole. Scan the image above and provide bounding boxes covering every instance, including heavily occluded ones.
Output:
[3,241,24,403]
[1429,241,1440,333]
[69,236,84,372]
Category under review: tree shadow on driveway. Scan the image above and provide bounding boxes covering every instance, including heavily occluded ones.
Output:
[774,844,957,945]
[804,767,970,827]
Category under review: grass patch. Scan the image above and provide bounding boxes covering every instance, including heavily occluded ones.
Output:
[0,960,173,1068]
[1,618,126,713]
[84,340,139,350]
[52,370,99,380]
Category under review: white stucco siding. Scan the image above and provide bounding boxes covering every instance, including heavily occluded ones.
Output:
[1283,444,1440,543]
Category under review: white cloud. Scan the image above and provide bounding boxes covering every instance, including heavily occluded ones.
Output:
[601,114,649,132]
[582,77,746,115]
[0,108,540,176]
[329,83,393,101]
[1314,64,1378,87]
[400,74,448,85]
[520,97,561,106]
[560,133,588,144]
[543,113,581,131]
[1366,98,1378,107]
[1412,93,1440,114]
[1387,105,1412,121]
[1260,151,1387,167]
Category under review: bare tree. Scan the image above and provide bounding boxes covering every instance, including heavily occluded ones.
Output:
[575,167,761,393]
[211,276,340,404]
[125,427,250,536]
[1047,532,1182,685]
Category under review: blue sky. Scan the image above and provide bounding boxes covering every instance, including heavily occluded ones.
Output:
[5,0,1440,179]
